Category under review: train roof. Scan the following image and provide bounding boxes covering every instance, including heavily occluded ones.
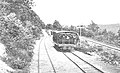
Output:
[53,30,78,34]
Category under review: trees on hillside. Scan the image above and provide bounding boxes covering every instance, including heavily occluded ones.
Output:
[46,24,53,29]
[0,0,43,71]
[3,0,34,9]
[116,28,120,46]
[84,20,99,37]
[87,20,99,34]
[117,28,120,36]
[101,29,107,35]
[53,20,62,30]
[40,20,46,29]
[69,25,76,31]
[62,25,69,31]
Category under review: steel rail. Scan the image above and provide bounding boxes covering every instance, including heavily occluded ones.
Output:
[71,52,105,73]
[44,37,56,73]
[38,37,44,73]
[63,53,86,73]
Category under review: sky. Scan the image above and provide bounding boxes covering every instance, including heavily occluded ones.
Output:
[33,0,120,26]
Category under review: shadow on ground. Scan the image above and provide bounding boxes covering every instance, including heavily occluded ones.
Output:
[53,44,71,52]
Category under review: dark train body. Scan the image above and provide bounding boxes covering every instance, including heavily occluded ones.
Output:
[52,31,80,51]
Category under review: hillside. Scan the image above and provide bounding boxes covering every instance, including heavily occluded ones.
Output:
[98,24,120,34]
[0,0,43,73]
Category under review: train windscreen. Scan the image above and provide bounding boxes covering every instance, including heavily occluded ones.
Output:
[53,32,79,44]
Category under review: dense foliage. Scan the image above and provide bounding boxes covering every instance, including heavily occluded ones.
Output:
[0,0,43,72]
[75,40,120,66]
[53,20,62,30]
[76,21,120,48]
[46,24,53,29]
[72,21,120,67]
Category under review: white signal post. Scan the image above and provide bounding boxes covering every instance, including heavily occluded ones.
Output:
[77,25,85,47]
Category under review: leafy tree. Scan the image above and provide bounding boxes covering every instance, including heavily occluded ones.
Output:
[115,29,120,46]
[103,31,115,44]
[81,28,87,36]
[40,21,46,29]
[53,20,62,30]
[69,25,76,31]
[118,28,120,36]
[107,31,115,38]
[46,24,53,29]
[2,0,34,9]
[88,20,99,33]
[85,30,94,37]
[62,25,69,31]
[101,29,107,35]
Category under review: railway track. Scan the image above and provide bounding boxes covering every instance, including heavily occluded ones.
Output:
[44,37,56,73]
[43,36,106,73]
[38,37,44,73]
[63,52,105,73]
[81,36,120,52]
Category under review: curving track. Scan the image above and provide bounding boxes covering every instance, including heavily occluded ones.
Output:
[42,36,106,73]
[44,37,57,73]
[38,37,44,73]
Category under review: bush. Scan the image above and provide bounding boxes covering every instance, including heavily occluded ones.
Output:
[11,60,28,69]
[99,51,120,66]
[0,0,43,72]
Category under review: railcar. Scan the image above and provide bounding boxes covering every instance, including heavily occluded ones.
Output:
[52,31,80,51]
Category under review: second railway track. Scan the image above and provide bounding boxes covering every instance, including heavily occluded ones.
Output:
[63,52,105,73]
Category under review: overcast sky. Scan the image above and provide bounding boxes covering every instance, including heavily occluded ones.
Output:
[33,0,120,26]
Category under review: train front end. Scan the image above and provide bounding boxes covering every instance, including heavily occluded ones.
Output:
[52,31,80,52]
